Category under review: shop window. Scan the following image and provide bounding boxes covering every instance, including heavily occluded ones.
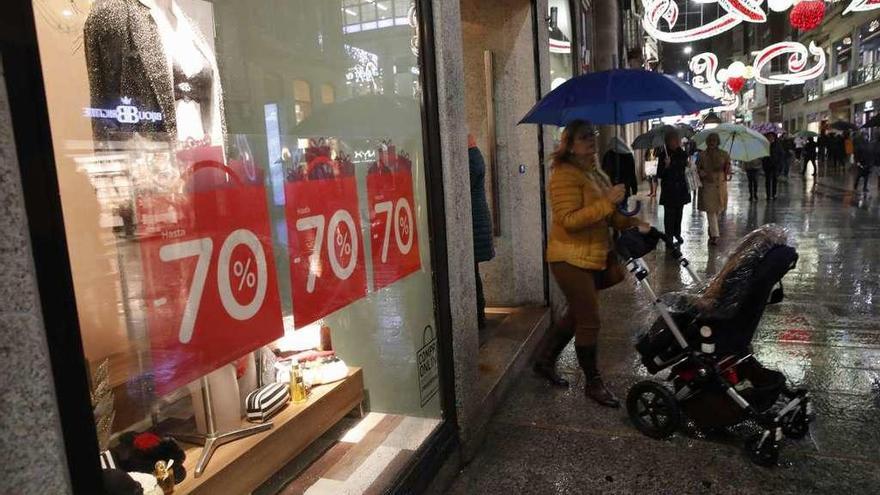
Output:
[320,84,336,104]
[31,0,444,492]
[293,79,312,124]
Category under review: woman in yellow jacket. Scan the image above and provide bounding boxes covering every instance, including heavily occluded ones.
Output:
[533,120,651,408]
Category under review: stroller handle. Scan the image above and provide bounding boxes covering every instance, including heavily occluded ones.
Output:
[615,227,680,261]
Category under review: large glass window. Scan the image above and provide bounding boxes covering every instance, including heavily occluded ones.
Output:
[32,0,442,492]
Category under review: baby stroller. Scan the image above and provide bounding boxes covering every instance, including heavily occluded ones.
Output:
[615,225,814,466]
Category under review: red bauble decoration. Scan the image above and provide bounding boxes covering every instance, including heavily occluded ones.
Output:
[789,1,825,32]
[727,77,746,93]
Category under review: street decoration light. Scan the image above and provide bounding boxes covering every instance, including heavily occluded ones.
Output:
[752,41,826,85]
[844,0,880,15]
[641,0,766,43]
[789,1,825,31]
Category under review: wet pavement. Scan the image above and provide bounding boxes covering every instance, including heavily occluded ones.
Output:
[447,166,880,494]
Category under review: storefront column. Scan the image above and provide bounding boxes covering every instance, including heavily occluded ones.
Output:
[0,57,72,495]
[429,0,481,443]
[592,0,619,147]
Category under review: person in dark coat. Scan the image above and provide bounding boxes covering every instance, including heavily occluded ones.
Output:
[803,137,818,176]
[832,134,846,169]
[854,133,874,192]
[468,134,495,329]
[817,131,828,165]
[601,137,638,201]
[657,131,690,244]
[762,132,784,200]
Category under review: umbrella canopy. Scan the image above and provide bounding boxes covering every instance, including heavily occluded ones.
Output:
[694,123,770,162]
[750,122,782,135]
[794,130,818,139]
[862,114,880,128]
[631,124,693,150]
[294,95,420,138]
[830,120,858,131]
[520,69,720,126]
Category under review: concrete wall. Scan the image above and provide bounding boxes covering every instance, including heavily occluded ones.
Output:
[0,58,72,495]
[460,0,545,307]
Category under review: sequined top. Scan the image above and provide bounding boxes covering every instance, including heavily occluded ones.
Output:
[83,0,225,145]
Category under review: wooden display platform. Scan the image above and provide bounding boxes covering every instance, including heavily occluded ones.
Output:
[174,368,364,495]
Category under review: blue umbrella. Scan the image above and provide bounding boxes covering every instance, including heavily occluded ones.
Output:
[521,69,719,217]
[519,69,721,126]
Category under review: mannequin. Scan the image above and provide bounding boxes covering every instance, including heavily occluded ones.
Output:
[85,0,237,431]
[84,0,224,146]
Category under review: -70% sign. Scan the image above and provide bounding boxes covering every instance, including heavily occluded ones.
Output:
[159,229,268,343]
[296,210,360,293]
[367,171,422,290]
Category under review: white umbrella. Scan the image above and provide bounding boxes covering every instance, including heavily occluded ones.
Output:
[694,123,770,162]
[631,124,695,150]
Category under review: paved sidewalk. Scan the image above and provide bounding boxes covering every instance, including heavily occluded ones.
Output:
[447,169,880,494]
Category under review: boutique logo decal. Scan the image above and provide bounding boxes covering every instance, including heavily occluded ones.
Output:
[83,97,163,124]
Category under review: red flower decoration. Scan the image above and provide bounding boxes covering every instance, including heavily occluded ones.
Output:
[727,76,746,93]
[133,432,161,451]
[789,1,825,32]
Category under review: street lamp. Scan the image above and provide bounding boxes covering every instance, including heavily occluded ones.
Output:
[683,46,693,55]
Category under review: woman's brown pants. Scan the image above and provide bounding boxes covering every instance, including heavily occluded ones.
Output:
[551,259,623,346]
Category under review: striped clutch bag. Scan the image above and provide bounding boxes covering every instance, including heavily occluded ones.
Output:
[245,382,290,422]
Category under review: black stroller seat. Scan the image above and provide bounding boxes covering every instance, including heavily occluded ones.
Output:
[636,226,798,373]
[622,225,813,466]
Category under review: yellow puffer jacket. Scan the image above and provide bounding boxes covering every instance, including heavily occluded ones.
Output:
[547,162,641,270]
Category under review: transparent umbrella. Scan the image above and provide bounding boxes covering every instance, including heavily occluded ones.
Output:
[694,123,770,162]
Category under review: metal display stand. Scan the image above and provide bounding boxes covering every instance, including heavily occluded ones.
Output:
[173,373,272,477]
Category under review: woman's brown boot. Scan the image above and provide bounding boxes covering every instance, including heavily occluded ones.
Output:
[532,322,574,387]
[575,345,620,408]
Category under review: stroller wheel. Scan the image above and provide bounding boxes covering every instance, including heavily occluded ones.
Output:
[781,402,811,440]
[746,431,780,467]
[626,380,681,439]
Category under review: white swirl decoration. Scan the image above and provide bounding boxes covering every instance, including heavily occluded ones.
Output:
[689,52,739,112]
[843,0,880,15]
[753,41,826,85]
[642,0,766,43]
[689,53,720,91]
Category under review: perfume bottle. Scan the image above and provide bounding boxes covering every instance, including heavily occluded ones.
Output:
[154,460,175,494]
[320,324,333,351]
[290,362,308,404]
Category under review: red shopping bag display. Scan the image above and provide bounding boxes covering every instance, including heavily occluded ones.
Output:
[285,141,367,326]
[137,147,283,395]
[366,144,422,290]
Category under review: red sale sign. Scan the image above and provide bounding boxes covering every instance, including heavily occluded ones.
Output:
[137,150,283,395]
[366,146,422,290]
[285,143,367,326]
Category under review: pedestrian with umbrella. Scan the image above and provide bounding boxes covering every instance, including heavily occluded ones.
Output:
[695,133,730,245]
[522,69,718,405]
[541,120,651,407]
[693,124,770,201]
[657,131,690,245]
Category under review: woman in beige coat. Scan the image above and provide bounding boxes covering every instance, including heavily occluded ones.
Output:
[697,133,731,245]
